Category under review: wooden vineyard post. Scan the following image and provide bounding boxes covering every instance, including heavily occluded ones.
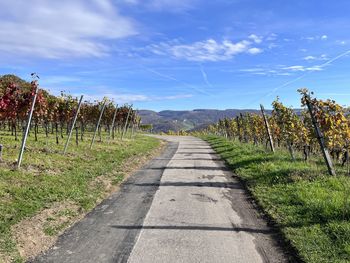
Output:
[75,126,79,146]
[260,104,275,153]
[236,116,241,141]
[63,95,83,155]
[121,105,132,141]
[304,94,336,176]
[130,123,135,139]
[17,80,39,168]
[108,105,118,141]
[90,100,107,149]
[240,114,246,142]
[273,108,295,160]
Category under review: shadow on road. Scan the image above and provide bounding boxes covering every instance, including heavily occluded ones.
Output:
[154,158,223,161]
[124,181,241,189]
[110,225,273,235]
[146,166,230,171]
[176,152,217,154]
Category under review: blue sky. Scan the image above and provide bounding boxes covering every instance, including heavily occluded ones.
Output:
[1,0,350,111]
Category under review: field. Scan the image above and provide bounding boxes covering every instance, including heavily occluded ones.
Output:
[0,129,161,262]
[204,135,350,263]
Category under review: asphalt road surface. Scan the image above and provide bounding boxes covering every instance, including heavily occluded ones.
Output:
[33,136,289,263]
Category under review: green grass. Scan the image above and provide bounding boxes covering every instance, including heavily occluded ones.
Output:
[0,129,160,262]
[203,135,350,263]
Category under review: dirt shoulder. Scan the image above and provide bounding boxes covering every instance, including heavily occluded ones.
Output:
[5,139,166,262]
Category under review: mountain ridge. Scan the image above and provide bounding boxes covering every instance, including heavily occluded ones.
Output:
[137,108,273,132]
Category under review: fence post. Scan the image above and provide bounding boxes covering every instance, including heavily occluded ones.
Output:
[121,105,132,141]
[240,113,248,142]
[90,100,107,149]
[17,81,39,168]
[236,116,241,141]
[304,94,336,176]
[63,95,83,155]
[0,144,3,162]
[108,105,118,141]
[260,104,275,153]
[130,123,135,139]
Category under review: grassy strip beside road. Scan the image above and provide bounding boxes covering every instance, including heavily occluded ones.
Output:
[0,131,161,262]
[204,135,350,263]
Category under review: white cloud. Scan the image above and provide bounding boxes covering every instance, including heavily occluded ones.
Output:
[240,63,324,77]
[306,66,323,71]
[148,38,263,62]
[303,54,328,61]
[276,72,292,76]
[336,40,347,45]
[283,65,323,72]
[302,35,329,41]
[248,34,263,44]
[239,68,288,76]
[283,65,305,71]
[303,56,317,61]
[0,0,136,58]
[248,47,263,54]
[239,68,263,73]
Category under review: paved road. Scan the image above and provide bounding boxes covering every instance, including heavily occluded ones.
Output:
[33,136,289,263]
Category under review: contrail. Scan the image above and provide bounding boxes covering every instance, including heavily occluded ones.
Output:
[200,65,213,88]
[266,73,308,97]
[143,67,212,96]
[244,49,350,107]
[318,49,350,67]
[269,49,350,95]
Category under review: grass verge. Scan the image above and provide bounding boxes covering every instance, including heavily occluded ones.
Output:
[0,131,161,262]
[203,135,350,263]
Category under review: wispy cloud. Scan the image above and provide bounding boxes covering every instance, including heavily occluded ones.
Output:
[265,33,277,41]
[303,54,328,61]
[42,76,81,85]
[302,35,329,41]
[147,38,263,62]
[318,49,350,67]
[239,68,281,76]
[80,92,193,104]
[0,0,136,59]
[248,34,263,44]
[244,49,350,107]
[282,65,323,72]
[118,0,197,12]
[247,47,263,54]
[240,48,350,109]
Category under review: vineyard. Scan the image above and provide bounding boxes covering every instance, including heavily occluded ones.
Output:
[199,89,350,176]
[0,74,143,166]
[198,90,350,262]
[0,74,162,262]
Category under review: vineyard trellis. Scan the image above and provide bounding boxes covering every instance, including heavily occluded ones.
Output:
[201,88,350,176]
[0,74,141,167]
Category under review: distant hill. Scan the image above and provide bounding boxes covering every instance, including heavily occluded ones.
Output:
[138,109,273,133]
